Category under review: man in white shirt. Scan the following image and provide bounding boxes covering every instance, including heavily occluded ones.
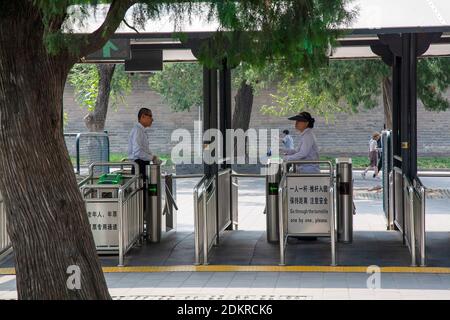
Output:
[128,107,160,180]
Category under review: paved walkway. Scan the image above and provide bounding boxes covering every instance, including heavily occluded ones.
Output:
[2,271,450,300]
[1,171,450,299]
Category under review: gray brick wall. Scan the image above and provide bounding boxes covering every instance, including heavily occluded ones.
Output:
[64,76,450,157]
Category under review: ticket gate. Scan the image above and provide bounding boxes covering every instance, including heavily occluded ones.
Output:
[145,164,178,243]
[78,162,144,266]
[278,161,337,266]
[78,161,179,265]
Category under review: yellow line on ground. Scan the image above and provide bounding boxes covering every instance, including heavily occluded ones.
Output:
[2,265,450,275]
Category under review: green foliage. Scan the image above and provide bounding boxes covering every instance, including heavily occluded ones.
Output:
[263,57,450,119]
[418,57,450,111]
[148,61,282,112]
[149,63,203,112]
[67,63,132,111]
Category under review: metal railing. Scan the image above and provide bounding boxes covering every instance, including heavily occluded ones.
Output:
[65,132,110,174]
[0,194,12,260]
[403,175,426,266]
[193,175,218,265]
[218,169,233,236]
[278,161,336,266]
[78,161,143,266]
[193,175,207,265]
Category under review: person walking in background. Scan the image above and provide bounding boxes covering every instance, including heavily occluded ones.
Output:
[281,129,294,151]
[375,131,383,178]
[362,132,381,179]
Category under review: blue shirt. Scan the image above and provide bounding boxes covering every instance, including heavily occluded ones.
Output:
[127,122,153,161]
[283,128,320,173]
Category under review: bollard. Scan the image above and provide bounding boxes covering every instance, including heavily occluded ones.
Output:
[146,164,162,243]
[266,160,281,243]
[336,158,353,243]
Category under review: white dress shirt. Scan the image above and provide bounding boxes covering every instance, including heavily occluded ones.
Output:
[127,122,153,161]
[283,128,320,173]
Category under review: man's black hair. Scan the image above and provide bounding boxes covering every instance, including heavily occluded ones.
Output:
[138,107,152,120]
[283,129,289,135]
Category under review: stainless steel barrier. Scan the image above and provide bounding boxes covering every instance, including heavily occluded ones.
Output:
[193,175,218,265]
[381,130,392,224]
[403,176,426,267]
[278,161,336,266]
[393,167,404,233]
[0,194,12,260]
[78,161,143,266]
[218,169,233,236]
[193,175,207,265]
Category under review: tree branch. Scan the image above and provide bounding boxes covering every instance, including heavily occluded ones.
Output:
[72,0,136,60]
[122,18,140,34]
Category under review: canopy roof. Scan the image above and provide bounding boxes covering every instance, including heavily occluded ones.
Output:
[68,0,450,61]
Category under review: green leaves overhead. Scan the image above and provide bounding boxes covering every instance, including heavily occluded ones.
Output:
[263,57,450,119]
[27,1,354,72]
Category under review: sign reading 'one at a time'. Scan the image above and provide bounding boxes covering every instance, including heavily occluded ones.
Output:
[85,39,130,61]
[287,176,331,235]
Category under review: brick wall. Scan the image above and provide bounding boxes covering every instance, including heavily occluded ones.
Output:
[64,76,450,157]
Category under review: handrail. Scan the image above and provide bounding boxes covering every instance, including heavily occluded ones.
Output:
[89,161,139,176]
[418,171,450,177]
[231,173,266,178]
[278,174,287,266]
[283,160,333,176]
[172,174,204,179]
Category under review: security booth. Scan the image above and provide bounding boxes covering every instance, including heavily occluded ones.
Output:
[278,161,336,266]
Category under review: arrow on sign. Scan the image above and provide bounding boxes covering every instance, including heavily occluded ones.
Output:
[102,40,119,58]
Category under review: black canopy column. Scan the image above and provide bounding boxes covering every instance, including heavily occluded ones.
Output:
[203,66,218,179]
[219,59,232,170]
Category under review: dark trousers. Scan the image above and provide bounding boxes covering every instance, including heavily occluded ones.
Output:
[132,159,150,210]
[377,153,383,172]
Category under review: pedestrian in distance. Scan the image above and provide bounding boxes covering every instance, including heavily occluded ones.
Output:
[362,132,381,179]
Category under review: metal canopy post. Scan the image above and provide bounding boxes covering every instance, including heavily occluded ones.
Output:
[202,65,218,179]
[219,59,232,171]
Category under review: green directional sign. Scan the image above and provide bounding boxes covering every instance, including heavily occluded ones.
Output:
[102,40,118,58]
[85,39,130,61]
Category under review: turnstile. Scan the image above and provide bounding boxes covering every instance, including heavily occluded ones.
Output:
[278,160,336,266]
[146,163,178,243]
[78,162,144,266]
[266,159,282,243]
[336,158,353,243]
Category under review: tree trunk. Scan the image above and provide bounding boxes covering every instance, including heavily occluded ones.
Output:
[232,81,254,160]
[84,64,115,132]
[382,76,393,130]
[84,64,115,173]
[0,3,110,299]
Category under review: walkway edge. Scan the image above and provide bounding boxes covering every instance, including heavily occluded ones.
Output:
[2,265,450,275]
